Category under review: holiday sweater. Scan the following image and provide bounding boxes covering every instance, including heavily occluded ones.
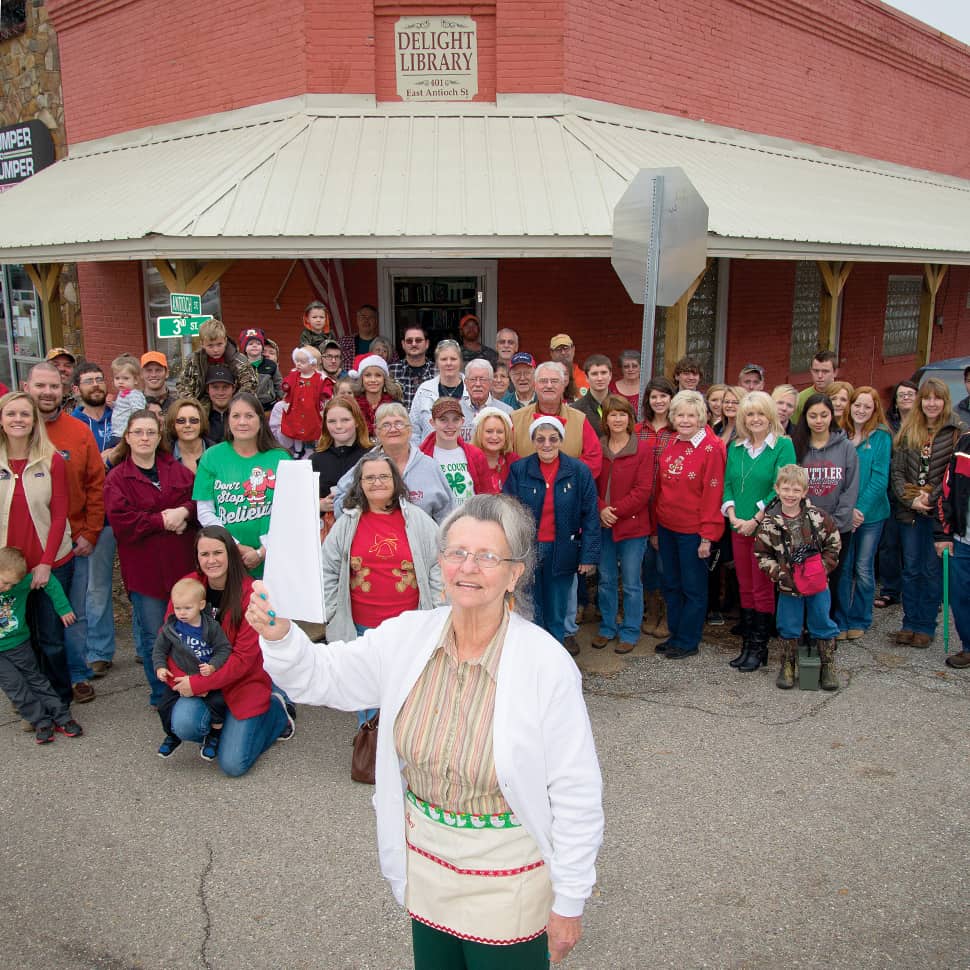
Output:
[0,573,72,651]
[654,426,726,541]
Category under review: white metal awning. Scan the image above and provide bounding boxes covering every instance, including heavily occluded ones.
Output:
[2,94,970,263]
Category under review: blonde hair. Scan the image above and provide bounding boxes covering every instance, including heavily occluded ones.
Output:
[471,409,514,455]
[0,392,56,466]
[170,577,206,603]
[771,384,798,404]
[775,463,809,491]
[736,390,784,441]
[669,389,708,424]
[896,377,954,452]
[0,546,28,582]
[111,355,142,384]
[199,319,227,342]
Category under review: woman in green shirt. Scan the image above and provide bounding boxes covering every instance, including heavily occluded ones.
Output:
[193,392,290,577]
[721,391,795,672]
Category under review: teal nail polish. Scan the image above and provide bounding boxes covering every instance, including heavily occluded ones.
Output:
[260,593,267,600]
[268,610,276,618]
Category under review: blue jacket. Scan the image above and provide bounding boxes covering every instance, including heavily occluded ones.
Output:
[71,404,113,453]
[503,453,601,576]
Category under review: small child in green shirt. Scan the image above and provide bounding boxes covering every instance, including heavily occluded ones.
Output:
[0,547,83,744]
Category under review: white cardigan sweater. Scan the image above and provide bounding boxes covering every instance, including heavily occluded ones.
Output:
[259,606,603,917]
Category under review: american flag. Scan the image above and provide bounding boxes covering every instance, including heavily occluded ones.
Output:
[301,259,351,339]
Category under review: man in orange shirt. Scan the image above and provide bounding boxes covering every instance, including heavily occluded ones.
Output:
[549,334,589,403]
[25,362,106,704]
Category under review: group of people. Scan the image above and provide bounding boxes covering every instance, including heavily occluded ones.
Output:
[2,308,969,968]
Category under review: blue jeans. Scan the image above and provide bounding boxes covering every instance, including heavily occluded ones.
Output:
[353,623,378,726]
[170,695,288,777]
[534,542,574,645]
[642,539,663,592]
[598,530,646,643]
[876,504,902,597]
[777,590,840,640]
[84,525,117,665]
[899,515,943,637]
[62,553,95,684]
[564,575,579,636]
[130,592,167,707]
[948,541,970,653]
[657,525,708,650]
[836,519,885,633]
[27,558,74,704]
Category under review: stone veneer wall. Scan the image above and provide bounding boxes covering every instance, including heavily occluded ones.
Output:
[0,0,83,356]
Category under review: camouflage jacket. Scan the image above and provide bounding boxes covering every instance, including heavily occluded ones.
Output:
[753,500,841,597]
[175,338,257,402]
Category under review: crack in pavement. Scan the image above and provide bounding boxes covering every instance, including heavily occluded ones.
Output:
[198,843,214,970]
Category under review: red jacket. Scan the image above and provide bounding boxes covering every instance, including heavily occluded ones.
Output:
[281,370,327,442]
[418,432,493,494]
[166,571,273,719]
[655,426,726,542]
[44,410,105,546]
[104,452,198,599]
[596,436,653,540]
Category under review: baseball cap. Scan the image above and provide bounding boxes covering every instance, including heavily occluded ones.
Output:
[322,339,341,352]
[431,397,464,420]
[740,363,765,377]
[205,364,235,386]
[510,352,536,369]
[549,334,573,349]
[46,347,76,363]
[140,351,168,368]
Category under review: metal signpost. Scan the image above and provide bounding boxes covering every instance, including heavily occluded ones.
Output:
[612,168,709,416]
[157,293,212,359]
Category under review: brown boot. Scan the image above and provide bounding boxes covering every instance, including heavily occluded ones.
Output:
[641,590,659,636]
[817,638,839,691]
[775,639,798,689]
[653,593,670,639]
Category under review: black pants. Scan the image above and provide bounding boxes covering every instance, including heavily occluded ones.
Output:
[157,685,227,735]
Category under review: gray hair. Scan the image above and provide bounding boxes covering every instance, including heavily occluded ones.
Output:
[534,360,567,383]
[669,389,708,424]
[464,358,494,379]
[618,349,640,366]
[374,402,410,429]
[438,494,536,619]
[434,339,462,361]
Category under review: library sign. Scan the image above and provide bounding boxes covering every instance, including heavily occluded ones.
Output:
[395,16,478,101]
[0,120,55,192]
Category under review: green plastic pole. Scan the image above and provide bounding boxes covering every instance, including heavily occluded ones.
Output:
[942,546,950,655]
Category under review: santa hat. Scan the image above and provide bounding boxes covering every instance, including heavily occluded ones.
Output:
[349,354,389,380]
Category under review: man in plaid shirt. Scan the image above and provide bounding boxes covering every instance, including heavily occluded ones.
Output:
[389,325,437,410]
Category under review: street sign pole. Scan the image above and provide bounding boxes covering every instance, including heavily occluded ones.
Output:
[638,175,664,418]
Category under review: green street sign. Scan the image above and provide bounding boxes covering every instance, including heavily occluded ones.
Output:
[170,292,202,316]
[156,314,213,338]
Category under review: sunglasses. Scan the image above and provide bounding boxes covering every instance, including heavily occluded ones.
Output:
[175,417,201,425]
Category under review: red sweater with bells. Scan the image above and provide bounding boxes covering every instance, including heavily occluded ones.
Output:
[654,427,726,542]
[165,572,273,719]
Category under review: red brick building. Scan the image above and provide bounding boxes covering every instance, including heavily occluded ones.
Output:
[2,0,970,397]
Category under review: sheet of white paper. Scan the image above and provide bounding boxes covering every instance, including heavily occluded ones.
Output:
[262,460,326,623]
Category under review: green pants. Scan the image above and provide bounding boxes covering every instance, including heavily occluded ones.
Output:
[411,919,550,970]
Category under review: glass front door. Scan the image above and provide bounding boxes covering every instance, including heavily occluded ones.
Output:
[393,275,479,353]
[0,264,44,388]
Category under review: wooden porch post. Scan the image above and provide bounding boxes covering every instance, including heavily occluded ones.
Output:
[24,262,65,349]
[816,261,852,352]
[663,260,712,379]
[916,264,947,365]
[152,259,234,298]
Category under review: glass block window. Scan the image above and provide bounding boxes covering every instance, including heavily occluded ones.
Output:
[790,262,821,372]
[142,263,222,374]
[882,275,922,357]
[652,261,718,379]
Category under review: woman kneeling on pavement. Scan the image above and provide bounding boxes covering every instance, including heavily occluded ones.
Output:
[162,525,294,775]
[653,390,726,659]
[591,395,652,655]
[250,494,603,968]
[503,416,600,653]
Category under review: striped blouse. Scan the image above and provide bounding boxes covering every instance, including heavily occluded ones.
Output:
[394,610,510,816]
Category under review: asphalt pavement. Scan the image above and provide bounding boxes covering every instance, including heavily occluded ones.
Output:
[1,598,967,970]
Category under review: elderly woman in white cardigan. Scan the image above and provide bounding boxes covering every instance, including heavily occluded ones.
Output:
[249,493,603,969]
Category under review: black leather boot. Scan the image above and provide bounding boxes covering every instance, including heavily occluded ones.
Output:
[729,608,755,668]
[738,611,771,672]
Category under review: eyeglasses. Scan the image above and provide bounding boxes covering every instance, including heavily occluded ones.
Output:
[465,376,490,384]
[440,547,522,569]
[78,377,106,387]
[323,353,342,360]
[175,416,201,425]
[377,421,408,431]
[128,429,158,438]
[403,338,426,345]
[361,473,393,485]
